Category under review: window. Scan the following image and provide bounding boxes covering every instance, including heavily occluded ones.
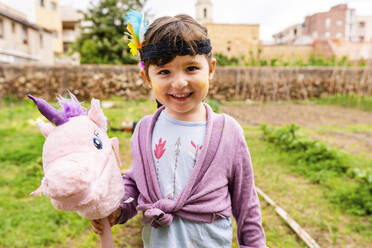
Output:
[39,33,43,48]
[325,18,331,29]
[0,19,3,38]
[64,43,69,53]
[336,32,342,38]
[51,30,58,38]
[12,22,16,33]
[50,2,57,10]
[312,31,318,38]
[337,20,343,26]
[39,0,45,7]
[325,32,330,38]
[22,26,28,44]
[203,8,207,18]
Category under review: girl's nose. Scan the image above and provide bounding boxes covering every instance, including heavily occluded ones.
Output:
[172,73,188,88]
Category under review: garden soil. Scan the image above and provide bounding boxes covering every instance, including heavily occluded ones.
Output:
[221,103,372,158]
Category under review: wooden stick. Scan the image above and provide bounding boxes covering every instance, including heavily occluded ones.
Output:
[256,187,321,248]
[100,217,114,248]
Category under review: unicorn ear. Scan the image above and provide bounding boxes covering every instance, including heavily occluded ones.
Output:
[36,118,55,137]
[88,98,107,131]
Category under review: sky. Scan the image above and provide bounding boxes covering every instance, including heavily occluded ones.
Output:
[3,0,372,41]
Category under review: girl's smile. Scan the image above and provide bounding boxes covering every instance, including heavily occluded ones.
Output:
[168,92,193,101]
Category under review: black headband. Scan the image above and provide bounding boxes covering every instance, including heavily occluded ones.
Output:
[140,39,212,61]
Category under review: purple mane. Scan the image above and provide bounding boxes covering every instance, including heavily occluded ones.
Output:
[57,92,87,119]
[28,92,87,126]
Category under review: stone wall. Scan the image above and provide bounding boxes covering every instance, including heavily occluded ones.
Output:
[1,64,371,102]
[212,67,372,101]
[0,64,149,101]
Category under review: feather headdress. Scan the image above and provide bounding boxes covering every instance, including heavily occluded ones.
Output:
[124,10,148,57]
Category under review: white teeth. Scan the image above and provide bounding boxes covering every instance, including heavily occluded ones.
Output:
[171,93,191,97]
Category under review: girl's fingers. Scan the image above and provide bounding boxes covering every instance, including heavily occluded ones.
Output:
[91,220,103,232]
[91,224,103,235]
[109,217,114,226]
[109,208,122,226]
[109,215,118,226]
[94,227,102,235]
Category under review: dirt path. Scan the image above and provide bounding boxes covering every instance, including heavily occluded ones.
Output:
[221,103,372,158]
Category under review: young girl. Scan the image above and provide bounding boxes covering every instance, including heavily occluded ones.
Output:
[92,12,266,248]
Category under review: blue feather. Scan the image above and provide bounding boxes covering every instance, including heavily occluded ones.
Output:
[124,10,147,41]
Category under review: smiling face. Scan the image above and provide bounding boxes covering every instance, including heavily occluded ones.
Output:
[142,55,216,122]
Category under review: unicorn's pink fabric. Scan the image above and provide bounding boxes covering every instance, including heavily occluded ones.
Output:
[31,96,124,220]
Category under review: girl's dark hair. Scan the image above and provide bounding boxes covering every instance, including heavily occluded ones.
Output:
[143,14,212,77]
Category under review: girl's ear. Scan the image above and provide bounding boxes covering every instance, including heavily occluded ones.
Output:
[209,58,216,80]
[140,69,152,88]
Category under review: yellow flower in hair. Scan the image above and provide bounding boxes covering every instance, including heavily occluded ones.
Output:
[128,40,138,56]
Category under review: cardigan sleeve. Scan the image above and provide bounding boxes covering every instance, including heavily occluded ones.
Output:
[117,120,143,224]
[117,167,140,224]
[230,130,267,248]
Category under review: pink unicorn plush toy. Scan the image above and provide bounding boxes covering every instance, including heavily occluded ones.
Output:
[28,93,124,248]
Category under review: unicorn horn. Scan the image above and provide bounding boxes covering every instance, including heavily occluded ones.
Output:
[28,94,68,126]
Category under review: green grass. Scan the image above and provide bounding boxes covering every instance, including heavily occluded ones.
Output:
[1,97,304,247]
[261,124,372,216]
[310,94,372,112]
[0,99,91,247]
[298,123,372,162]
[4,96,371,247]
[0,97,156,247]
[244,126,372,247]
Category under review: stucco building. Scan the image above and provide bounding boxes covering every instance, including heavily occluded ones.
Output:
[0,0,63,55]
[273,4,363,45]
[302,4,356,42]
[272,23,305,45]
[0,2,53,64]
[35,0,63,54]
[60,5,82,54]
[195,0,260,58]
[356,16,372,42]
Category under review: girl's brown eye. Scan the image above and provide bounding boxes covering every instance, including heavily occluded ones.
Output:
[159,70,170,75]
[187,66,198,71]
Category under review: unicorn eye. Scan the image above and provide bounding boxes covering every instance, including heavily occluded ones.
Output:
[93,137,103,150]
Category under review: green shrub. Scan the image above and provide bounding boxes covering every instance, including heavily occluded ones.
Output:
[311,94,372,112]
[204,98,220,113]
[261,123,372,215]
[214,53,240,66]
[214,50,367,68]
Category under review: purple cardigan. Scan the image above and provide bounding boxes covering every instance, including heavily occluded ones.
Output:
[118,104,266,247]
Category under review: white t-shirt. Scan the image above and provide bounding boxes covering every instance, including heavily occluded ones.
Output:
[142,111,233,248]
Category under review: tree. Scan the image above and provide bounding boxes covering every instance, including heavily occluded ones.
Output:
[71,0,147,64]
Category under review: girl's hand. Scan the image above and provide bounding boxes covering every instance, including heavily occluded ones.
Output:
[108,207,122,226]
[91,219,104,235]
[90,208,122,235]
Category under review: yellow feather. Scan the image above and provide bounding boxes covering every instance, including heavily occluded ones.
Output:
[127,23,141,49]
